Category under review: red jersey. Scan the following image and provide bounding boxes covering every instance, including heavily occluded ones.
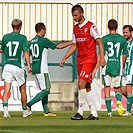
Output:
[73,20,100,64]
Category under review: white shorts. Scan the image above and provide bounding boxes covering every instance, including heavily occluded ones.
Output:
[102,75,121,88]
[33,73,51,90]
[126,75,133,85]
[2,64,26,87]
[121,76,127,87]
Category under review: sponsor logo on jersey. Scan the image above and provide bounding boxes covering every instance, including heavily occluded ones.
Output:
[76,38,87,42]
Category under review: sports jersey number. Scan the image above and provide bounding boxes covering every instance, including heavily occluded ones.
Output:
[30,43,39,58]
[6,41,19,56]
[107,42,120,57]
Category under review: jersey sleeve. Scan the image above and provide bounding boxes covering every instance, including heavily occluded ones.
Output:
[43,38,56,50]
[22,36,29,52]
[90,24,100,40]
[72,33,76,43]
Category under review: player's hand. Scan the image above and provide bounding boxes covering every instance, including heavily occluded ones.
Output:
[92,69,96,79]
[60,58,66,67]
[100,57,106,67]
[28,66,32,75]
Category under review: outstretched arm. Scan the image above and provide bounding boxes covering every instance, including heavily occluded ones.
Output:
[56,41,72,49]
[60,43,77,67]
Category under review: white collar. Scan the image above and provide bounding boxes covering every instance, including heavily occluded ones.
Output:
[78,19,88,28]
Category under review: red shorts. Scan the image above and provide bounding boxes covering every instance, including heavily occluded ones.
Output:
[77,63,96,83]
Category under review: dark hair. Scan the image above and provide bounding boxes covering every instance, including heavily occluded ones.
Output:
[35,22,45,33]
[71,4,84,13]
[123,25,133,32]
[108,19,118,30]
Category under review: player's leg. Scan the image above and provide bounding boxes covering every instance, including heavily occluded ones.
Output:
[103,75,112,116]
[71,63,96,120]
[115,91,124,116]
[19,83,32,117]
[27,73,50,109]
[123,74,133,116]
[27,73,56,116]
[2,82,11,118]
[71,79,87,120]
[113,76,124,116]
[85,83,99,120]
[120,76,127,97]
[42,95,49,113]
[2,64,13,118]
[15,67,32,117]
[42,95,56,116]
[27,89,50,107]
[126,84,133,114]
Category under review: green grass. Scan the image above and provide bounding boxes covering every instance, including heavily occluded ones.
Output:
[0,111,133,133]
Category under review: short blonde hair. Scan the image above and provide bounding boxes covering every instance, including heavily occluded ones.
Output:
[12,19,22,29]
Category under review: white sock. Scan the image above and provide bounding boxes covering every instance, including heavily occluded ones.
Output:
[86,91,98,117]
[77,89,86,116]
[3,106,8,114]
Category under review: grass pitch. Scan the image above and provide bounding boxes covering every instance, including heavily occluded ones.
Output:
[0,111,133,133]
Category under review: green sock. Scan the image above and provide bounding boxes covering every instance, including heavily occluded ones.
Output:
[2,102,8,107]
[42,95,49,114]
[27,89,50,107]
[115,92,122,102]
[127,95,133,113]
[22,106,27,110]
[105,98,112,113]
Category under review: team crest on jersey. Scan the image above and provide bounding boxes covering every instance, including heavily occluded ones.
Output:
[84,28,88,33]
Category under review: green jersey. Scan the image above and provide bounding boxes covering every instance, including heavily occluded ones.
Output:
[2,32,29,69]
[123,39,133,76]
[29,36,56,74]
[102,33,128,76]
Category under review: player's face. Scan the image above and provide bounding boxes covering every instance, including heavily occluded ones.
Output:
[42,27,46,37]
[123,27,132,41]
[72,10,84,23]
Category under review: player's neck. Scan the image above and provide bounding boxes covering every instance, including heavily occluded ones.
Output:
[78,17,85,25]
[127,37,132,42]
[13,29,20,33]
[109,30,117,34]
[36,33,42,37]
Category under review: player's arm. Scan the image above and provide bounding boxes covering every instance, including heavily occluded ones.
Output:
[56,41,72,49]
[0,49,2,53]
[92,54,100,78]
[60,43,77,67]
[96,38,106,67]
[23,37,32,74]
[24,51,32,74]
[122,55,127,68]
[90,24,106,67]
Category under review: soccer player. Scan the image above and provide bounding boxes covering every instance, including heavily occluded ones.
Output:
[1,19,32,118]
[27,22,72,116]
[60,4,106,120]
[102,19,128,117]
[122,25,133,116]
